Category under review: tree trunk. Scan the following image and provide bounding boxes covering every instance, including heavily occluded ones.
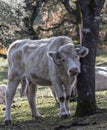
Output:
[75,0,105,116]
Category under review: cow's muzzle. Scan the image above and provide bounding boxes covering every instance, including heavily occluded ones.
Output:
[68,67,79,76]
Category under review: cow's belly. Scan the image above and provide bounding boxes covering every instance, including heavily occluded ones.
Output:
[36,78,52,86]
[26,72,52,86]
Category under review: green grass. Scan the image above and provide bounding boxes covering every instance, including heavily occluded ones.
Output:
[0,52,107,130]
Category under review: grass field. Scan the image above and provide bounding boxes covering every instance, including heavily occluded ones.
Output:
[0,51,107,130]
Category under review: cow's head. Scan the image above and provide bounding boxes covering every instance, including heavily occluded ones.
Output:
[48,43,89,77]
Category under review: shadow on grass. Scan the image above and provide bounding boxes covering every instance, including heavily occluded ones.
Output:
[1,105,107,130]
[1,90,107,130]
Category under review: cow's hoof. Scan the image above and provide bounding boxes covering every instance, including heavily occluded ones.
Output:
[35,116,43,121]
[5,120,12,126]
[61,114,68,118]
[32,115,42,120]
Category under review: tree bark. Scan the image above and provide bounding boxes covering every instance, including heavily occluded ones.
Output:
[76,0,105,116]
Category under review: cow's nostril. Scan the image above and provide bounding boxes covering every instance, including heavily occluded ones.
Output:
[69,68,78,76]
[70,68,77,72]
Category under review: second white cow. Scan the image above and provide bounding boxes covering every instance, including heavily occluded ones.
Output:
[5,36,88,124]
[0,84,7,104]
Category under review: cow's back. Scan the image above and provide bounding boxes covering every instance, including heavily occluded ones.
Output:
[8,36,72,56]
[7,37,55,65]
[8,37,55,55]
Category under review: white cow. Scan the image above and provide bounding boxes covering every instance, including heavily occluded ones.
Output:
[0,84,7,104]
[95,67,107,91]
[5,36,89,125]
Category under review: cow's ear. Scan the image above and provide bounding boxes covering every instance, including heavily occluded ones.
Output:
[48,51,62,66]
[75,46,89,57]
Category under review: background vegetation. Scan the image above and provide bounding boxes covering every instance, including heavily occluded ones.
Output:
[0,0,107,48]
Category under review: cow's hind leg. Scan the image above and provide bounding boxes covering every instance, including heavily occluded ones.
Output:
[5,76,20,125]
[26,79,41,119]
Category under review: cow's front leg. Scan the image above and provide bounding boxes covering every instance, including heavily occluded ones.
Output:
[26,80,41,119]
[51,81,67,117]
[64,85,74,116]
[5,78,20,125]
[49,86,59,103]
[58,96,69,118]
[65,96,71,116]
